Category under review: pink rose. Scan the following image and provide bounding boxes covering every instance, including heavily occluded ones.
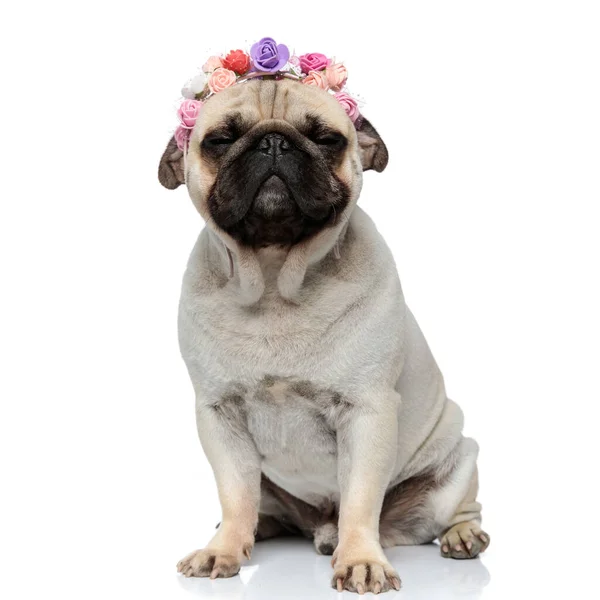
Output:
[302,70,329,90]
[202,55,223,73]
[334,91,360,123]
[208,67,237,93]
[325,63,348,92]
[299,53,330,74]
[174,125,191,151]
[177,99,203,129]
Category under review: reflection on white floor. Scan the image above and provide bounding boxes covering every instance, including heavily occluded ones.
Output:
[176,538,490,599]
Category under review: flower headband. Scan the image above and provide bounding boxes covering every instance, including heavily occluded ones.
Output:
[174,36,361,152]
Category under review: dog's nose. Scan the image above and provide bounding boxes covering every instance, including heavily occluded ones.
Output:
[258,133,292,157]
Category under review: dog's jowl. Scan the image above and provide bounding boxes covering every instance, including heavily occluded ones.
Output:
[160,43,490,594]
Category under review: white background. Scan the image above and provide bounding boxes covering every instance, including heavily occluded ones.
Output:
[1,1,599,598]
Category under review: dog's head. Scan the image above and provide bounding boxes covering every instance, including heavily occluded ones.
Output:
[158,79,387,248]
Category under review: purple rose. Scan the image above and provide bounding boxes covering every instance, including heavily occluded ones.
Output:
[250,37,290,73]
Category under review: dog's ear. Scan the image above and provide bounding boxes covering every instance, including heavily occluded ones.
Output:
[355,117,388,172]
[158,136,185,189]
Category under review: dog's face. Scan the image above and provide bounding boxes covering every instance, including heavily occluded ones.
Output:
[159,79,387,247]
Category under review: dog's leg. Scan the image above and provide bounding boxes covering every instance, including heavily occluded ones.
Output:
[177,402,261,579]
[331,390,401,594]
[439,464,490,559]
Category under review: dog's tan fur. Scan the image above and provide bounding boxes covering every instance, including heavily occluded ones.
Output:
[160,78,489,593]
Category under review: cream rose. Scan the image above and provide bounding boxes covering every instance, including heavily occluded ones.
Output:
[325,63,348,91]
[302,70,329,90]
[202,55,223,73]
[208,68,237,93]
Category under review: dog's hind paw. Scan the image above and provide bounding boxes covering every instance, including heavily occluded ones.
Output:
[440,521,490,559]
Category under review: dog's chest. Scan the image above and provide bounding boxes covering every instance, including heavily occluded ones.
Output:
[229,376,342,503]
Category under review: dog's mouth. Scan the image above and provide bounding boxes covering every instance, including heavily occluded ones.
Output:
[252,174,296,220]
[211,170,335,248]
[231,173,334,247]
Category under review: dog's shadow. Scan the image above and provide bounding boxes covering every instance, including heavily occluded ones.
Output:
[176,538,491,599]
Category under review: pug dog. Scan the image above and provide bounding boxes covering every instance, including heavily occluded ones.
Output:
[158,79,490,594]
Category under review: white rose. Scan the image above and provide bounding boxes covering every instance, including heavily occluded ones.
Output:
[180,86,195,99]
[190,72,207,94]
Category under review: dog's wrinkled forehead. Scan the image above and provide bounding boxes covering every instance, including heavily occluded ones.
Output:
[195,79,353,139]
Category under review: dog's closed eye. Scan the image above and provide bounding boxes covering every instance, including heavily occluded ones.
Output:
[314,133,347,148]
[201,132,239,158]
[202,136,237,147]
[202,114,248,155]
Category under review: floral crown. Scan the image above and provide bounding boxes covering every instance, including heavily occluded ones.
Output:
[174,36,361,151]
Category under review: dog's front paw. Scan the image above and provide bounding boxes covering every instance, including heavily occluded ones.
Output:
[331,552,400,594]
[440,521,490,559]
[176,546,250,579]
